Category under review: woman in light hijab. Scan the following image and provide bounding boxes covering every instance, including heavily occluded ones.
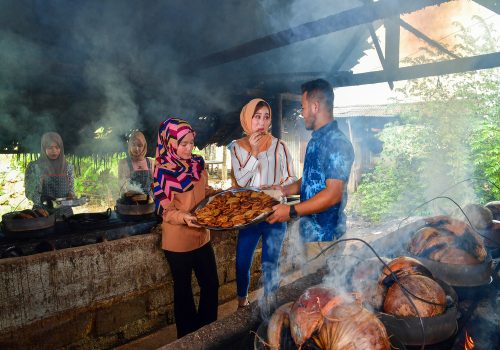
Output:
[153,117,219,338]
[229,98,297,310]
[25,132,75,214]
[118,131,154,196]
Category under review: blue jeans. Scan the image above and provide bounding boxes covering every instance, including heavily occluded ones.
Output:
[236,221,287,297]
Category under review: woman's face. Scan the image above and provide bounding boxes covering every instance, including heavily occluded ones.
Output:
[251,105,271,134]
[130,138,145,158]
[176,132,195,160]
[45,142,61,160]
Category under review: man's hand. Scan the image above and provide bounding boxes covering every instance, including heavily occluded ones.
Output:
[266,204,291,224]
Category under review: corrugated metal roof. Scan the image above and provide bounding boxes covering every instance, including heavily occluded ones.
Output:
[334,104,400,118]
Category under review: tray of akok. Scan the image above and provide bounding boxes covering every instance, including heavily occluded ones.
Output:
[193,188,283,230]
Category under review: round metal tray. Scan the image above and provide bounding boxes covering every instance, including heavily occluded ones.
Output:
[193,188,284,231]
[2,212,56,232]
[53,196,88,208]
[378,279,458,346]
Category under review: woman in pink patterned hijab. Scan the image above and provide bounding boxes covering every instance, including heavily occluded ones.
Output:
[153,117,218,339]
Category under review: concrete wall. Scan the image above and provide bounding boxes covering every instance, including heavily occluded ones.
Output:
[0,225,272,349]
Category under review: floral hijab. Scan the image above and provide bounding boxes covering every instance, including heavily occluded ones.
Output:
[153,117,205,214]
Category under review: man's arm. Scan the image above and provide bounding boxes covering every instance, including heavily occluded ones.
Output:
[267,179,343,223]
[281,178,302,196]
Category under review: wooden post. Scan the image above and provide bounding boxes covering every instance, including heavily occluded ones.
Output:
[272,94,283,139]
[222,147,227,181]
[347,119,358,192]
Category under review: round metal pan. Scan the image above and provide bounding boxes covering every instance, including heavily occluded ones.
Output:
[193,188,284,231]
[254,319,406,350]
[2,212,56,232]
[411,254,493,287]
[378,279,458,346]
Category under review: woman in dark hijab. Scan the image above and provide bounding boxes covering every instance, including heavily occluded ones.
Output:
[25,132,75,214]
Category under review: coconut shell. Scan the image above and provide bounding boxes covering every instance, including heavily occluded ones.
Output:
[316,304,391,350]
[383,275,446,317]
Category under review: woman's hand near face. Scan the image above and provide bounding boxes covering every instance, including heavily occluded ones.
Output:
[248,132,263,157]
[182,213,201,228]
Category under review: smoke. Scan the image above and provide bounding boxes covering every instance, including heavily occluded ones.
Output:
[1,0,375,155]
[124,181,146,195]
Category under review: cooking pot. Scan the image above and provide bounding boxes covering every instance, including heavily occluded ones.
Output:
[412,254,493,287]
[115,201,155,216]
[378,279,458,346]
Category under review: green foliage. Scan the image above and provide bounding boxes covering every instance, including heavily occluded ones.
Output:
[351,18,499,222]
[71,156,123,207]
[351,125,429,221]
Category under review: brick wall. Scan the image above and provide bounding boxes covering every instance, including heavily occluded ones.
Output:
[0,224,292,349]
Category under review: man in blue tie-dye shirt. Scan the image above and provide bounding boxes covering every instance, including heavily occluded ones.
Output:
[267,79,354,243]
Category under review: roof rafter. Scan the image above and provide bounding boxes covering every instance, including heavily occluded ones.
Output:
[184,0,452,70]
[332,51,500,86]
[398,19,460,59]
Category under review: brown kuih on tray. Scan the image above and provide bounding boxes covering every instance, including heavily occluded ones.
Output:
[193,188,282,231]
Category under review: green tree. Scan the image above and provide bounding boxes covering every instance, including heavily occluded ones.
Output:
[351,17,499,222]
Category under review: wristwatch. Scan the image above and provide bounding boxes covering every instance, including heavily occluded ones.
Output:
[289,205,298,219]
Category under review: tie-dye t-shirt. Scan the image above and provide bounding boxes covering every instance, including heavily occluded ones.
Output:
[300,120,354,242]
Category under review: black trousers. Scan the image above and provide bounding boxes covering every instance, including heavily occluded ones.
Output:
[164,242,219,338]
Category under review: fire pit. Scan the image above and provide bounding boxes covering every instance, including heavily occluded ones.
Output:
[0,211,159,259]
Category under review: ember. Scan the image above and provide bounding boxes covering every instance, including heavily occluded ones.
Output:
[464,330,474,350]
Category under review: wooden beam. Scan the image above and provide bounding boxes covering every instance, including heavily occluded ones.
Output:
[331,52,500,87]
[398,19,459,59]
[184,0,451,70]
[385,17,400,71]
[367,23,394,89]
[272,94,283,138]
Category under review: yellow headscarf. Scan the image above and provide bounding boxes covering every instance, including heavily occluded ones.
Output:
[236,98,273,154]
[128,131,147,161]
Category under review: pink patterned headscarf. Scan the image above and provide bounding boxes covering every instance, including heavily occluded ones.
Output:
[153,117,205,215]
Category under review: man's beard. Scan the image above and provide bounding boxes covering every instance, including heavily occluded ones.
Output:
[304,117,315,131]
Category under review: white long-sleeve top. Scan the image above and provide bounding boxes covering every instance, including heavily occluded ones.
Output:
[229,137,297,188]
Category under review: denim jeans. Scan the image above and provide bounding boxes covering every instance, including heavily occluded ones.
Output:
[236,221,287,297]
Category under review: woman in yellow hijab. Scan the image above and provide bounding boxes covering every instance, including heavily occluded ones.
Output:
[229,98,297,311]
[118,131,154,196]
